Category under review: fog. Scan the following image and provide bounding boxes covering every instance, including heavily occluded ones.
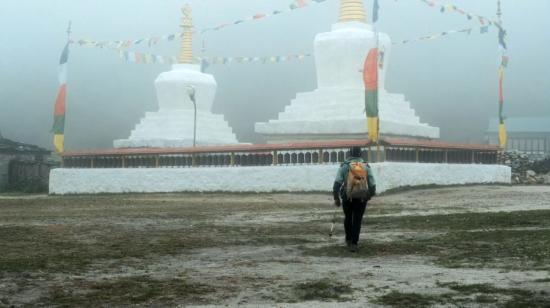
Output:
[1,0,549,150]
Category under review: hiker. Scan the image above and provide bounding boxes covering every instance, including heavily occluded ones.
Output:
[332,146,376,252]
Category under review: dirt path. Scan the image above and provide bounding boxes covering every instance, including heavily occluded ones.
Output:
[1,185,549,307]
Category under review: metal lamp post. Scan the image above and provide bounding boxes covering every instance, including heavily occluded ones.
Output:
[186,86,197,147]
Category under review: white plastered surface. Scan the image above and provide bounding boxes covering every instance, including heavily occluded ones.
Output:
[49,163,511,195]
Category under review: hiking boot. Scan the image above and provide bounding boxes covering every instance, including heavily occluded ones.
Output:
[349,244,358,253]
[345,239,352,247]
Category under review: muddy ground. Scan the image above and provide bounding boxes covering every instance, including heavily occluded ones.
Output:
[0,185,549,307]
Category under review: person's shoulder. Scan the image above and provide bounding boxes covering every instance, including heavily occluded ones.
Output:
[341,158,354,166]
[363,161,373,169]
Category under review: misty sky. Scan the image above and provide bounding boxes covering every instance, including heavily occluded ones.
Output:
[1,0,549,150]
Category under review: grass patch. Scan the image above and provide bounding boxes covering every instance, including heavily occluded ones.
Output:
[504,294,550,308]
[0,225,219,273]
[437,282,550,307]
[0,223,316,274]
[378,183,506,196]
[46,275,216,306]
[377,283,550,307]
[292,279,355,302]
[304,210,550,271]
[438,282,503,294]
[365,210,550,231]
[437,282,531,296]
[375,291,441,307]
[475,294,499,303]
[304,228,550,270]
[435,229,550,270]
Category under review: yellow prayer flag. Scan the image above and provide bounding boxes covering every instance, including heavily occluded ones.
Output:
[54,134,64,153]
[498,66,505,79]
[498,123,507,149]
[367,117,379,142]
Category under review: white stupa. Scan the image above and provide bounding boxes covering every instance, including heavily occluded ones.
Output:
[255,0,440,143]
[114,5,238,148]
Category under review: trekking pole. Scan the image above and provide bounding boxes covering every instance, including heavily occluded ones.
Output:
[328,208,338,237]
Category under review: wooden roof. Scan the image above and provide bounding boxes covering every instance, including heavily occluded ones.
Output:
[61,138,499,158]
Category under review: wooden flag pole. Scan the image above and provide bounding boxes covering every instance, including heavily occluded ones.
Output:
[374,1,381,162]
[497,0,503,162]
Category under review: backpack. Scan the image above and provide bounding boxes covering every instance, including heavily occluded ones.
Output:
[345,161,370,201]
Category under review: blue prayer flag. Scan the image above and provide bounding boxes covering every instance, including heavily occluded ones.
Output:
[373,0,380,23]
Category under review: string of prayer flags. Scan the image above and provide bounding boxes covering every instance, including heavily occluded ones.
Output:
[392,24,492,46]
[202,54,311,65]
[73,32,184,50]
[73,0,330,49]
[117,50,312,66]
[201,0,329,33]
[70,33,183,49]
[119,50,177,65]
[418,0,501,29]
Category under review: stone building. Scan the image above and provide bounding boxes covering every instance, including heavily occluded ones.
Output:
[486,117,550,157]
[0,133,51,191]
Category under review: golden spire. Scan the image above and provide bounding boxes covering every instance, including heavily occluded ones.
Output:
[339,0,367,23]
[178,4,193,64]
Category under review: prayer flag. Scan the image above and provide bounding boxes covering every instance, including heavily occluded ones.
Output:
[498,28,507,49]
[501,56,509,68]
[498,60,507,148]
[290,0,306,9]
[499,94,507,148]
[373,0,380,23]
[52,43,69,153]
[363,48,379,142]
[499,123,507,149]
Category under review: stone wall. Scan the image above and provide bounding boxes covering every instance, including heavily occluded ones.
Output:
[0,153,52,192]
[50,163,511,195]
[0,154,13,190]
[502,151,550,184]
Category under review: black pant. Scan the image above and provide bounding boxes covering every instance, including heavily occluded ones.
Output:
[342,199,367,245]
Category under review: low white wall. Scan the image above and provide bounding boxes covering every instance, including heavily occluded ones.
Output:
[49,163,511,195]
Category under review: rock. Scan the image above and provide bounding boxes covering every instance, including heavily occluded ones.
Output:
[543,174,550,185]
[503,152,550,185]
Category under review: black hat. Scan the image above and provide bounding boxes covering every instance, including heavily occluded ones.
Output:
[350,146,362,158]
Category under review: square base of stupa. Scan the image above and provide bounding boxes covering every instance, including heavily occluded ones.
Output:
[255,88,440,143]
[256,118,439,144]
[114,109,239,148]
